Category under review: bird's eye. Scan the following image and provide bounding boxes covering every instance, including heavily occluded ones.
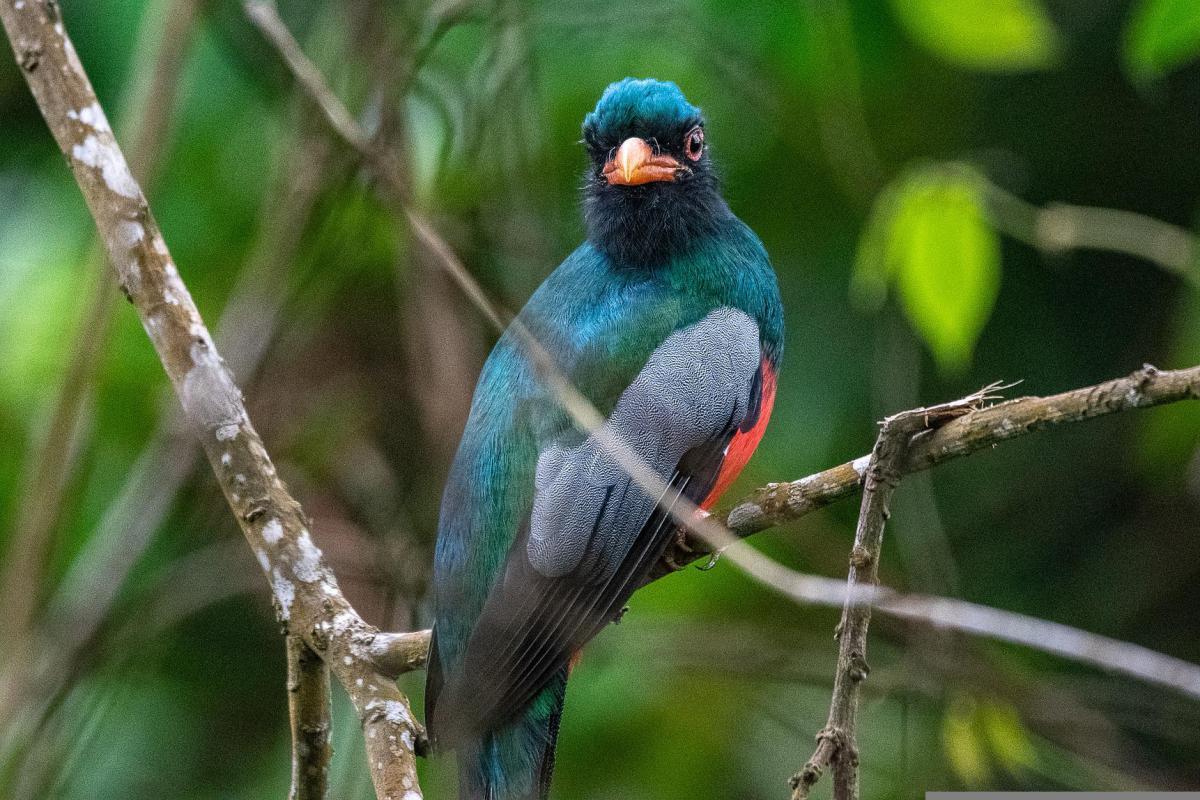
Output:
[684,126,704,161]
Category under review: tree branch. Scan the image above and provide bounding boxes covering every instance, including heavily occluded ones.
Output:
[985,180,1199,285]
[359,367,1200,709]
[0,6,425,800]
[714,363,1200,544]
[791,395,980,800]
[0,0,201,648]
[287,636,332,800]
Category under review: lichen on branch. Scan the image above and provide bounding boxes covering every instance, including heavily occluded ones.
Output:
[0,4,424,798]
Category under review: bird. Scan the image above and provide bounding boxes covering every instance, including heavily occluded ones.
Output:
[425,77,784,800]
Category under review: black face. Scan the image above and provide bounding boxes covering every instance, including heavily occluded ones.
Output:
[580,117,730,268]
[582,117,707,182]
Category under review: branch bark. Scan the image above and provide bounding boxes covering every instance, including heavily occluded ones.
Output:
[790,396,979,800]
[985,179,1199,285]
[0,6,424,800]
[287,636,332,800]
[0,0,201,648]
[713,363,1200,545]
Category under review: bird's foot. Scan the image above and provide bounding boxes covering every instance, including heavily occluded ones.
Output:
[661,525,698,571]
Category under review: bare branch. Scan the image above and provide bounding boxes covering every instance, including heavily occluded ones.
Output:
[792,396,978,800]
[985,180,1199,284]
[715,363,1200,544]
[0,109,344,748]
[243,0,371,154]
[287,636,332,800]
[0,6,424,800]
[367,632,432,677]
[0,0,201,647]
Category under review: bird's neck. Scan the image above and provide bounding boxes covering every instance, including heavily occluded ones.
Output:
[583,182,731,268]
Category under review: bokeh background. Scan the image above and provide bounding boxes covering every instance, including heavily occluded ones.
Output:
[2,0,1200,797]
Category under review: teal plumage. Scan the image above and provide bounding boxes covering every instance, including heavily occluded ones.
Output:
[427,79,784,799]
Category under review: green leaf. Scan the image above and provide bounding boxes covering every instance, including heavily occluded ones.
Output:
[850,181,902,312]
[1124,0,1200,82]
[889,0,1060,72]
[854,164,1001,373]
[942,693,993,785]
[980,701,1038,773]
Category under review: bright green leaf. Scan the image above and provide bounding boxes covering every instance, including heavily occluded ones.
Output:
[942,693,993,785]
[980,701,1039,773]
[889,0,1060,72]
[851,181,902,312]
[855,164,1001,373]
[895,170,1000,371]
[1124,0,1200,82]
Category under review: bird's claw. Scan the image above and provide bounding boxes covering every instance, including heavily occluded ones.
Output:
[661,526,696,571]
[697,547,725,571]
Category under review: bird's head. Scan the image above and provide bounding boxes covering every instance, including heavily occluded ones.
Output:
[581,78,730,267]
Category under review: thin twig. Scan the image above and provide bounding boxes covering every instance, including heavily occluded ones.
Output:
[985,180,1199,284]
[242,0,510,330]
[791,396,977,800]
[0,6,425,800]
[287,636,332,800]
[244,0,370,154]
[715,363,1200,544]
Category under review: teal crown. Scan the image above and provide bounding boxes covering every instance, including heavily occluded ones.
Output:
[582,78,702,139]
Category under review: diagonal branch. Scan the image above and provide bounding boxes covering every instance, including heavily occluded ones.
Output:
[0,0,201,649]
[0,5,424,800]
[984,179,1199,285]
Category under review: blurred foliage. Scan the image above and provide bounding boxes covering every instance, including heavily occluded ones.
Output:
[853,164,1000,372]
[1,0,1200,798]
[941,694,1039,785]
[1123,0,1200,82]
[889,0,1060,72]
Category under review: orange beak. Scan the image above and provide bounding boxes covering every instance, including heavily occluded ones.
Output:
[602,137,681,186]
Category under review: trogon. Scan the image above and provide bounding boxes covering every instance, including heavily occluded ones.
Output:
[426,77,784,800]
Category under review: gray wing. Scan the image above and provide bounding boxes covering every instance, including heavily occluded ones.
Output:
[434,307,763,743]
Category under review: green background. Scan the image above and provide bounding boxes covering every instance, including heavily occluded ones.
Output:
[1,0,1198,797]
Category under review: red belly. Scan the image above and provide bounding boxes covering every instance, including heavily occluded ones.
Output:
[699,359,777,510]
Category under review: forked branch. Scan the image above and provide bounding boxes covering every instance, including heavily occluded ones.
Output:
[791,396,982,800]
[0,5,423,799]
